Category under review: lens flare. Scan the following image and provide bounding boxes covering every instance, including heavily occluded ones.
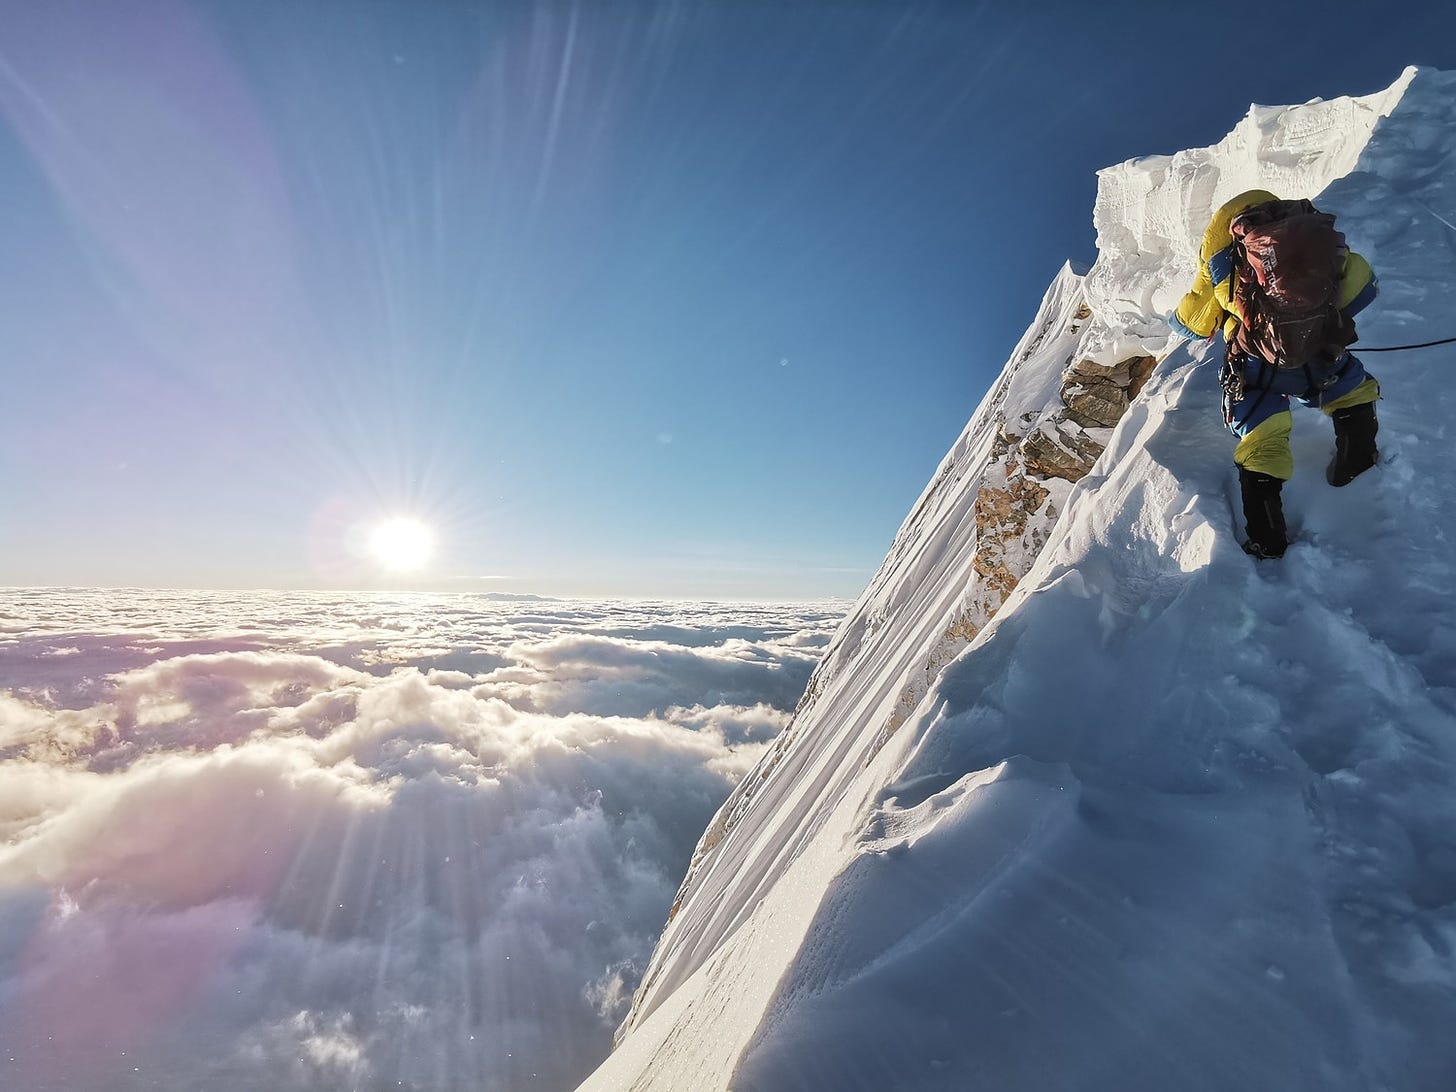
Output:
[368,518,435,572]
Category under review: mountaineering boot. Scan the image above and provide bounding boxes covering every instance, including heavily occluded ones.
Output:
[1239,466,1288,559]
[1327,401,1379,486]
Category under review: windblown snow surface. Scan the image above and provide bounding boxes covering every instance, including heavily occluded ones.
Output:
[579,66,1456,1092]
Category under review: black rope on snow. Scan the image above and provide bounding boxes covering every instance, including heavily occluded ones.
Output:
[1357,336,1456,352]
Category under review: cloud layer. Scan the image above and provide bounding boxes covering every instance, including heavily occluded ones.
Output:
[0,589,841,1091]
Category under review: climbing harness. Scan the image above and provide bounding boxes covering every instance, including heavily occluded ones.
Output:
[1221,346,1355,430]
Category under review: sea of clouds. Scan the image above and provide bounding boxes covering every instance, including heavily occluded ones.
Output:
[0,588,843,1091]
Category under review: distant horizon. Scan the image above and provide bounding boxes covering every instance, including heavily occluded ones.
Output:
[1,581,856,607]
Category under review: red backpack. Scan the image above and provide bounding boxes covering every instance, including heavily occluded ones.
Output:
[1228,199,1356,368]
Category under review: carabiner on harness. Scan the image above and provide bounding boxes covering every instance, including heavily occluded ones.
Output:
[1219,349,1247,425]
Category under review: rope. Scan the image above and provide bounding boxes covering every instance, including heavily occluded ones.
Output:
[1357,336,1456,352]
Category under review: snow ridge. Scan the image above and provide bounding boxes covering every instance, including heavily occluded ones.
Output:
[618,259,1093,1032]
[580,66,1456,1092]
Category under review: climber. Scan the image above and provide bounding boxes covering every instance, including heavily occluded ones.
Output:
[1169,189,1381,559]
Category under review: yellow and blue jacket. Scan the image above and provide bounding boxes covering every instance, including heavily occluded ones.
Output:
[1170,190,1382,479]
[1171,189,1378,343]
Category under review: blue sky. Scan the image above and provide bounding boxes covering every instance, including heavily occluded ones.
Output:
[3,0,1454,600]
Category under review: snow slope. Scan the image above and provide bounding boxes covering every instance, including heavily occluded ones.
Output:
[578,66,1456,1091]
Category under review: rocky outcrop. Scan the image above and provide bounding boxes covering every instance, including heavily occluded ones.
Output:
[1022,354,1156,481]
[970,350,1155,596]
[883,346,1157,740]
[972,454,1051,596]
[1062,354,1157,428]
[1021,418,1106,483]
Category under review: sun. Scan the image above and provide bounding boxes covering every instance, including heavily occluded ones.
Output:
[367,517,436,572]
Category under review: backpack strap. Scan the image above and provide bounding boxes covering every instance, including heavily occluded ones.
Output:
[1225,231,1261,361]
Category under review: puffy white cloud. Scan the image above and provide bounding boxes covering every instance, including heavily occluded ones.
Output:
[475,632,819,719]
[0,590,840,1091]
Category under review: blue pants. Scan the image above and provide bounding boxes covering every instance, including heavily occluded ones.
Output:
[1223,351,1374,437]
[1222,352,1381,479]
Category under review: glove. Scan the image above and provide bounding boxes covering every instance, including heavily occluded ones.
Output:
[1166,312,1207,341]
